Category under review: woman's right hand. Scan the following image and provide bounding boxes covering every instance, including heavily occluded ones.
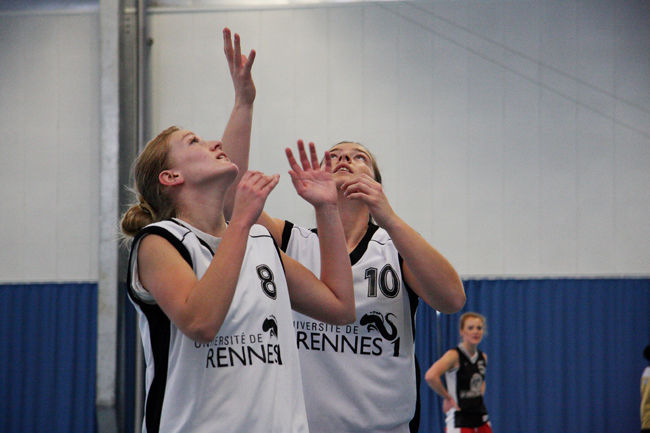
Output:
[230,171,279,228]
[443,396,460,413]
[223,27,256,105]
[285,140,337,209]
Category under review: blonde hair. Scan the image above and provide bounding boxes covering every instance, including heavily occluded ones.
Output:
[120,126,180,237]
[459,312,487,332]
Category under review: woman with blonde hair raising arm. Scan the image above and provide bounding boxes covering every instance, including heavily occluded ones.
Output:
[120,29,353,433]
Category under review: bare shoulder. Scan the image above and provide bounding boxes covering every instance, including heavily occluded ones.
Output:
[436,348,461,372]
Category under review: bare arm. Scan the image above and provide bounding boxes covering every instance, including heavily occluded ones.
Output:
[424,349,461,411]
[341,175,466,313]
[282,141,355,323]
[137,172,279,342]
[219,28,287,242]
[282,250,353,324]
[221,27,256,220]
[386,217,465,313]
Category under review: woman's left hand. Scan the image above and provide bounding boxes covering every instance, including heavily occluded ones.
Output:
[340,173,396,228]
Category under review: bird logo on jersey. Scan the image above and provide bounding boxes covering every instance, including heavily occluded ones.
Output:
[477,360,486,376]
[360,311,398,341]
[262,315,278,339]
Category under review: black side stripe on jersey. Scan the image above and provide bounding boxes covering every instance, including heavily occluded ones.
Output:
[170,219,217,256]
[133,225,194,271]
[188,231,214,256]
[126,225,194,433]
[250,228,286,270]
[269,233,287,274]
[410,356,422,433]
[349,223,379,265]
[397,253,421,433]
[139,302,171,433]
[280,220,294,252]
[398,254,420,343]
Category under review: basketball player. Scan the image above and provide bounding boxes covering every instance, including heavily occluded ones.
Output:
[425,312,492,433]
[221,28,466,433]
[120,30,354,432]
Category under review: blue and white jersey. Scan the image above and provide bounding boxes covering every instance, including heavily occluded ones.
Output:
[127,218,308,433]
[283,221,421,433]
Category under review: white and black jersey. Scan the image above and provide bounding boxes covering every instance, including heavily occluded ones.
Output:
[127,219,308,433]
[444,346,489,428]
[282,221,421,433]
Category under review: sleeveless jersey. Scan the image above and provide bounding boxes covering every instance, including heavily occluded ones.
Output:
[283,221,421,433]
[444,346,489,428]
[127,219,308,433]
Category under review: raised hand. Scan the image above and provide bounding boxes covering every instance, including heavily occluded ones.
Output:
[223,27,256,105]
[231,171,279,228]
[340,173,396,228]
[285,140,337,209]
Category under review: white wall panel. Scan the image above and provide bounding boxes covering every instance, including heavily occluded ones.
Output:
[325,7,364,141]
[292,9,329,142]
[0,15,28,281]
[0,12,99,282]
[395,6,434,252]
[148,13,196,130]
[425,3,470,271]
[466,3,505,274]
[502,73,541,275]
[256,10,307,223]
[614,127,650,273]
[575,107,614,273]
[538,89,578,274]
[143,0,649,277]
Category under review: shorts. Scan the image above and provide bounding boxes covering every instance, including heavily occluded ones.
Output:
[446,421,493,433]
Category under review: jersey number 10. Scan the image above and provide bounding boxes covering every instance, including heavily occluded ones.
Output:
[364,265,400,298]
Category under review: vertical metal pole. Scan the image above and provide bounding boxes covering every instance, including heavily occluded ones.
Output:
[137,0,146,152]
[133,1,146,433]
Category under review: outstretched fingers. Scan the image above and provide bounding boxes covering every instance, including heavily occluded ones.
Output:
[285,146,301,177]
[244,49,256,71]
[322,150,333,173]
[223,28,234,69]
[233,32,242,71]
[308,142,320,169]
[297,140,311,171]
[223,27,255,73]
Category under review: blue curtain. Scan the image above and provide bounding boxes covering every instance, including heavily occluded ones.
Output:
[415,278,650,433]
[0,283,97,433]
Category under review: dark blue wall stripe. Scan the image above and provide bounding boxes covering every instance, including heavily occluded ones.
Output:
[0,283,97,433]
[2,279,648,433]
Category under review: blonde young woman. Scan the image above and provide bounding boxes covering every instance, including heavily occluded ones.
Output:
[222,29,466,433]
[120,29,354,433]
[425,312,492,433]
